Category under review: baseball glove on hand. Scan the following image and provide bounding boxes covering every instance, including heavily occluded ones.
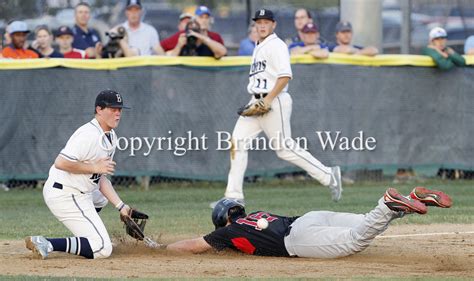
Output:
[238,99,271,117]
[120,209,149,241]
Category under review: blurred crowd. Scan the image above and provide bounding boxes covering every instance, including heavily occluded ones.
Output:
[0,0,472,71]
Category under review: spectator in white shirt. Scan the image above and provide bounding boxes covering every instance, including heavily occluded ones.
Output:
[115,0,165,56]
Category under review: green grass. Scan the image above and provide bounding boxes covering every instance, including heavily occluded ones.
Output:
[0,179,473,240]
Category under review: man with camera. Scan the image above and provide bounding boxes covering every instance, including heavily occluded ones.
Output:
[162,6,227,58]
[101,26,130,58]
[109,0,164,57]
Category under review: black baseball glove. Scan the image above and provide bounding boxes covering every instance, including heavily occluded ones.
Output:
[120,209,149,241]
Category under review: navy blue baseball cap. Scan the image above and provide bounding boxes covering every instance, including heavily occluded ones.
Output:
[126,0,141,9]
[95,89,130,109]
[252,9,275,22]
[336,21,352,32]
[55,26,74,37]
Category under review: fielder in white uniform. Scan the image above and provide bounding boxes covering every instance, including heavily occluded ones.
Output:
[212,9,342,207]
[25,90,132,259]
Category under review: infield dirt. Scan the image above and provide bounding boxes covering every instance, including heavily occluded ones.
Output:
[1,224,473,279]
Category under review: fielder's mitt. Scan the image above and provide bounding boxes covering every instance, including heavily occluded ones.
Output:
[120,209,149,241]
[238,99,271,117]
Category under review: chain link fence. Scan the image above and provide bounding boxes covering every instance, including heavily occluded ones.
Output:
[3,167,472,190]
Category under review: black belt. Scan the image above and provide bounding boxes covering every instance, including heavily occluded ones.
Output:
[53,182,63,190]
[284,226,292,237]
[254,93,267,99]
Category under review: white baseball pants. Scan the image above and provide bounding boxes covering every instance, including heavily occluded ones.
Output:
[225,92,332,199]
[43,179,112,259]
[284,197,402,258]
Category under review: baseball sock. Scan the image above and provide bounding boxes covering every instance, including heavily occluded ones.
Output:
[47,237,94,259]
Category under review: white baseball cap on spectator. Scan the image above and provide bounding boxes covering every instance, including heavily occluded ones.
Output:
[179,12,193,21]
[7,21,30,34]
[429,27,447,40]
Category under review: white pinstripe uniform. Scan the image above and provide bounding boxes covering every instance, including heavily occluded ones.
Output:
[43,118,116,258]
[224,31,334,200]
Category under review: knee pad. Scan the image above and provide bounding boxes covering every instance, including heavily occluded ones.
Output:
[93,242,113,259]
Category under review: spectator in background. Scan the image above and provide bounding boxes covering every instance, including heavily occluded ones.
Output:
[178,13,193,31]
[55,26,87,59]
[72,2,102,58]
[0,33,3,58]
[165,6,227,58]
[289,8,313,44]
[1,21,39,59]
[32,26,63,58]
[119,0,164,56]
[1,25,12,58]
[160,13,189,49]
[422,27,465,71]
[463,35,474,55]
[329,21,379,56]
[238,22,257,56]
[2,28,11,47]
[160,12,192,50]
[289,23,329,59]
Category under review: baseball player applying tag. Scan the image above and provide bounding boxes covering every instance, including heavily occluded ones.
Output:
[211,9,342,208]
[25,90,154,259]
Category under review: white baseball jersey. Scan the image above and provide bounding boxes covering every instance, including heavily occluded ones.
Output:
[48,118,117,193]
[247,33,293,94]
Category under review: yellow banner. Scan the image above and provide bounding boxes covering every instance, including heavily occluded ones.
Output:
[1,53,471,70]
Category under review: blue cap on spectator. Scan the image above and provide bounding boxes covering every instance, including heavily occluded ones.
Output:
[195,6,211,16]
[429,27,447,40]
[252,9,275,22]
[336,21,352,32]
[126,0,142,9]
[7,21,30,34]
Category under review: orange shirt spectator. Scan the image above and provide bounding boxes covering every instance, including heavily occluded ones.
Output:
[2,21,39,59]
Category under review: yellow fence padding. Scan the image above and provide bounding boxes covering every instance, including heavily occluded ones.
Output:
[1,53,472,70]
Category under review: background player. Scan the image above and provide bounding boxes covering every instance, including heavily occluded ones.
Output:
[168,187,452,258]
[25,90,135,259]
[211,9,342,208]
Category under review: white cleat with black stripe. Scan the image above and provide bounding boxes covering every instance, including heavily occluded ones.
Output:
[25,236,51,259]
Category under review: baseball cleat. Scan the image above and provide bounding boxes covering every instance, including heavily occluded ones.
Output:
[384,188,427,214]
[410,187,452,208]
[25,236,50,259]
[209,197,245,209]
[329,166,342,202]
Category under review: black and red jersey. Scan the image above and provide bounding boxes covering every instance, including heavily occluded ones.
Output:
[203,211,299,256]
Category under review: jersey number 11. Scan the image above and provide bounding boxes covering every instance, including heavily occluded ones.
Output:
[256,78,267,89]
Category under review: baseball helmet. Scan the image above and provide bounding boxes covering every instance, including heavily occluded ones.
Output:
[212,198,246,229]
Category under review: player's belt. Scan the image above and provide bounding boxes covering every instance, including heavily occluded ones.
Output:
[53,182,84,194]
[284,226,292,237]
[253,93,268,99]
